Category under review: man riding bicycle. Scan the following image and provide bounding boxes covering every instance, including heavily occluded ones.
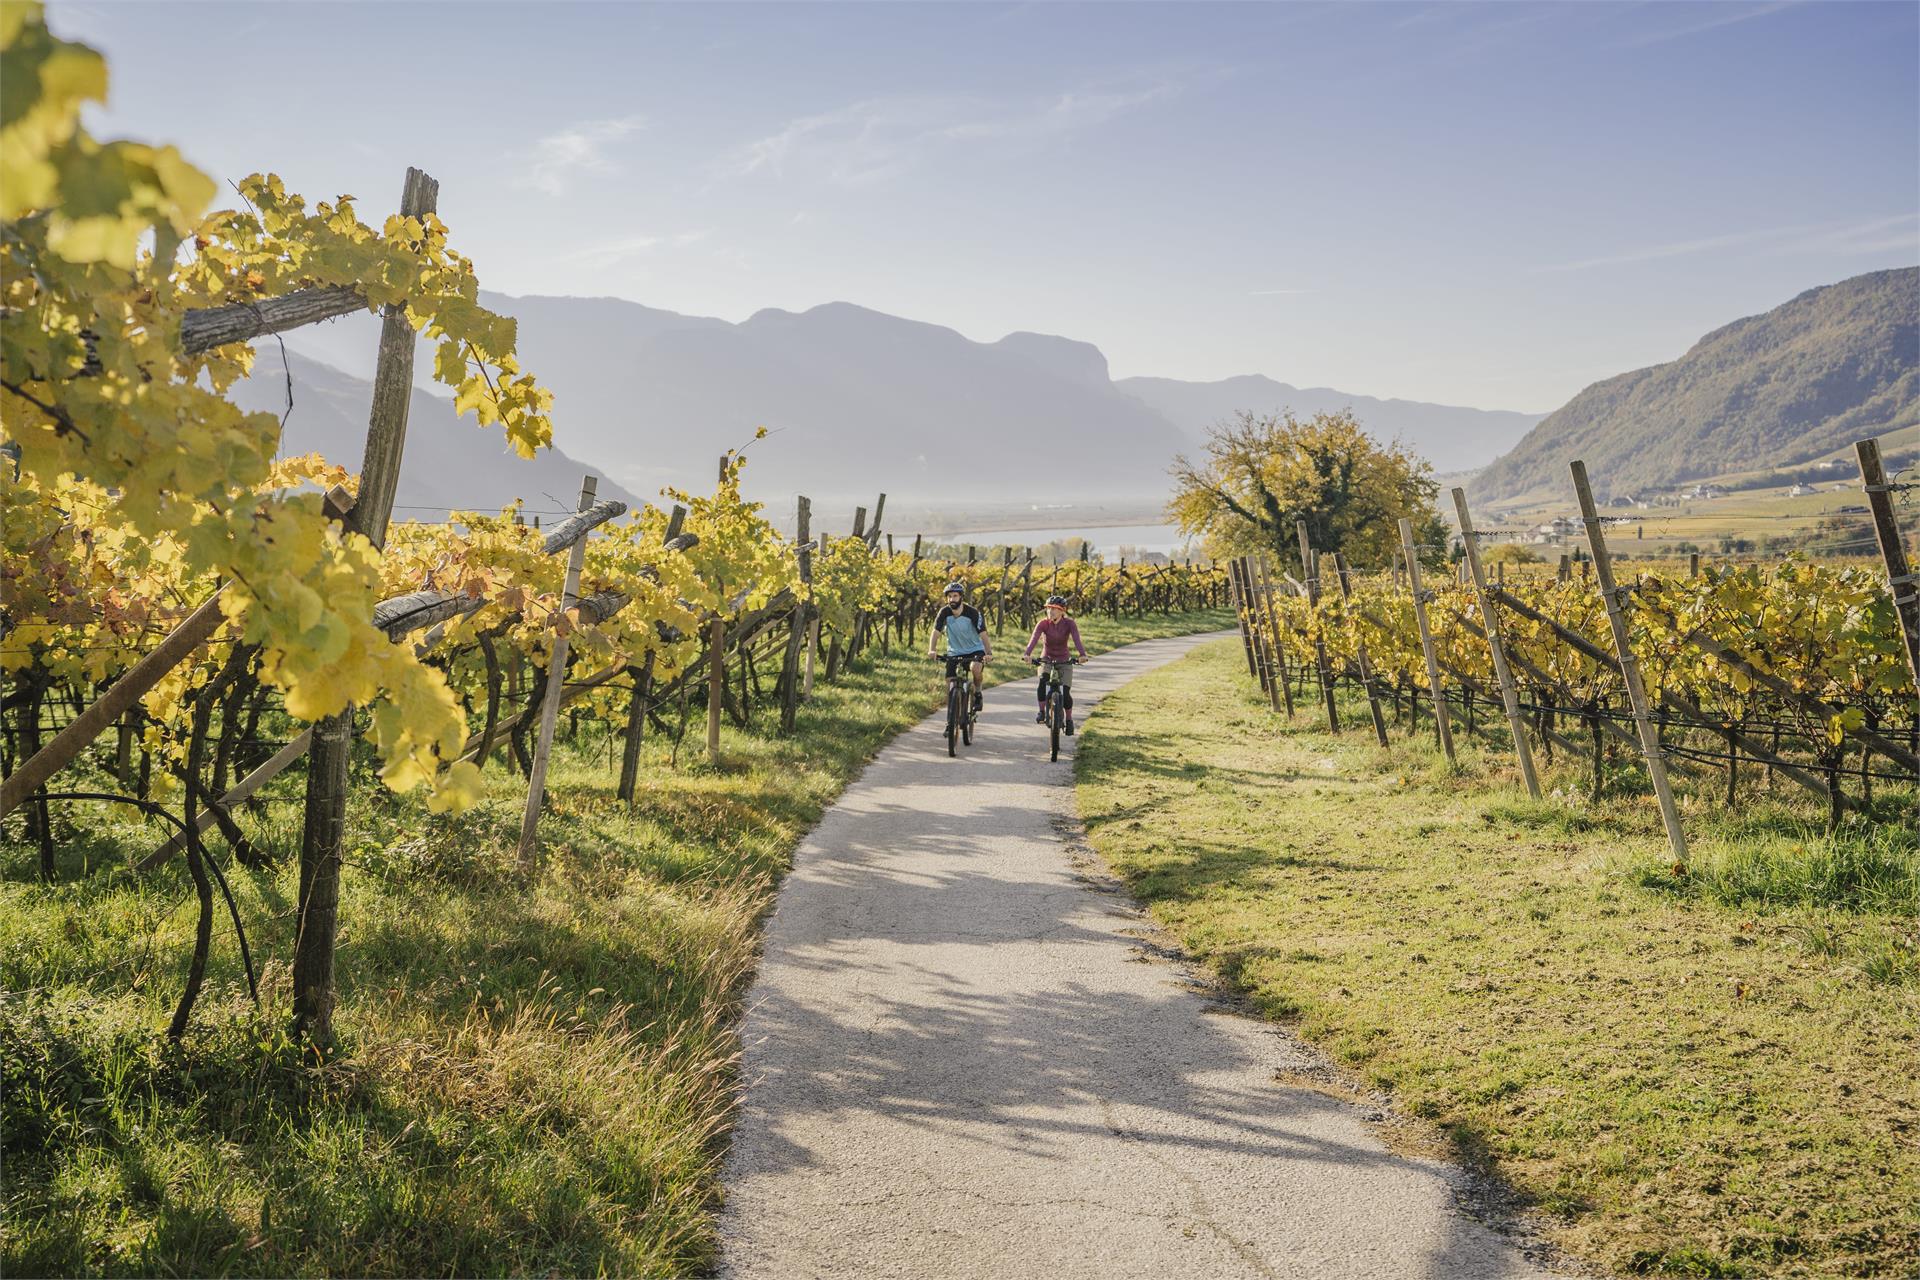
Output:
[1024,593,1088,733]
[927,581,990,712]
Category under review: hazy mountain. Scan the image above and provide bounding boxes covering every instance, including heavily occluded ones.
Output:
[281,292,1542,505]
[230,350,639,519]
[1472,268,1920,504]
[1116,374,1543,473]
[484,295,1190,503]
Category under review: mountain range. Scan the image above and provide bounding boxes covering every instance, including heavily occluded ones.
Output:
[1471,267,1919,504]
[229,349,638,520]
[271,294,1543,505]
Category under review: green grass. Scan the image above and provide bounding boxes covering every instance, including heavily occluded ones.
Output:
[1075,639,1919,1279]
[1,608,1234,1278]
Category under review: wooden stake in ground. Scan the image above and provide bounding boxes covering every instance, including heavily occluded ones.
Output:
[1571,460,1687,863]
[782,496,813,734]
[618,504,685,803]
[1452,488,1541,798]
[1856,437,1920,691]
[1229,557,1258,679]
[1296,522,1340,732]
[517,476,597,869]
[1259,556,1305,725]
[1331,553,1386,745]
[1257,556,1297,717]
[292,167,436,1045]
[707,617,726,762]
[1399,517,1455,764]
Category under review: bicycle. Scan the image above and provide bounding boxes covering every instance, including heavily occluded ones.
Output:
[1031,656,1085,761]
[932,653,984,757]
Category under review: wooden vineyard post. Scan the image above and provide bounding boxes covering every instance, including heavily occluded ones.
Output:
[1296,522,1340,732]
[1452,488,1541,797]
[1332,553,1387,745]
[293,166,436,1045]
[1018,551,1036,631]
[1229,557,1259,679]
[782,496,812,734]
[706,618,726,762]
[1856,437,1920,691]
[1246,558,1282,709]
[995,546,1014,634]
[1257,556,1297,717]
[516,476,597,869]
[618,504,685,804]
[1399,517,1455,763]
[1571,460,1687,863]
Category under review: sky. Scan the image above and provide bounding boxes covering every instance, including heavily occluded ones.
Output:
[59,0,1920,413]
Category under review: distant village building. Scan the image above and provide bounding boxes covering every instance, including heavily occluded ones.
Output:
[1531,516,1579,544]
[1681,482,1724,500]
[1787,483,1814,497]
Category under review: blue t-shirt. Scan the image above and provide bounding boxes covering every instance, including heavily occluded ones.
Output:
[935,604,986,654]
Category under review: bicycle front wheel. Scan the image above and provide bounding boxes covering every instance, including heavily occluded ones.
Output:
[947,684,961,757]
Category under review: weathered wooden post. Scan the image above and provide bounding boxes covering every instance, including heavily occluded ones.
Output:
[1256,557,1297,717]
[516,474,597,867]
[1018,551,1036,631]
[995,546,1014,633]
[1572,460,1687,862]
[617,503,685,804]
[1399,516,1455,763]
[1296,522,1340,732]
[1856,437,1920,691]
[292,166,436,1045]
[707,617,726,763]
[1453,488,1541,797]
[1228,557,1258,679]
[1331,553,1386,744]
[782,496,812,733]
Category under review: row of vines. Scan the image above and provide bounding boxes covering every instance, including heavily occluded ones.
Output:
[1224,491,1918,848]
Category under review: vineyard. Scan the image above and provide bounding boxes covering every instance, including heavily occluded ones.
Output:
[0,2,1226,1048]
[1218,469,1920,850]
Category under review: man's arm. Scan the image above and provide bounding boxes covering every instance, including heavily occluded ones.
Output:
[974,608,992,657]
[927,614,944,656]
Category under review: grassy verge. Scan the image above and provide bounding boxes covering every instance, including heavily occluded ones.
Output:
[1075,638,1918,1279]
[2,608,1234,1277]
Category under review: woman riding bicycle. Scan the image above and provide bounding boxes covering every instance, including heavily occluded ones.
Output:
[1024,594,1088,734]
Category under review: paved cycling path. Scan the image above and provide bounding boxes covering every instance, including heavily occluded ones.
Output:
[718,632,1550,1279]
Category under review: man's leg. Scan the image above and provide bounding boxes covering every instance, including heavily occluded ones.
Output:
[970,657,985,710]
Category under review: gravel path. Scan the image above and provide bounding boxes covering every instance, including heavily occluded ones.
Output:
[718,633,1551,1279]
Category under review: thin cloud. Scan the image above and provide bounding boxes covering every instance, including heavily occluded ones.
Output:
[557,228,711,265]
[723,81,1176,185]
[1615,0,1799,49]
[1249,288,1310,296]
[516,115,646,196]
[1538,214,1920,273]
[1536,227,1791,273]
[1770,213,1920,258]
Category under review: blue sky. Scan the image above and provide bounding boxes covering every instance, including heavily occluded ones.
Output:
[61,0,1919,411]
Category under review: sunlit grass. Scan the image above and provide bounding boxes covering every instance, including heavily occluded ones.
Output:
[1076,639,1919,1278]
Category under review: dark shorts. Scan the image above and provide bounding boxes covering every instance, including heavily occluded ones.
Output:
[944,651,986,678]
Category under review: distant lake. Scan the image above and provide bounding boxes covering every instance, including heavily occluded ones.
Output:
[926,522,1199,559]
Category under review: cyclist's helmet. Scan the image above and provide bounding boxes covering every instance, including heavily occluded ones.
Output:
[1045,594,1069,607]
[943,581,966,598]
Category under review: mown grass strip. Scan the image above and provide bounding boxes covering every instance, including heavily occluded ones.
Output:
[1076,638,1918,1279]
[2,609,1233,1277]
